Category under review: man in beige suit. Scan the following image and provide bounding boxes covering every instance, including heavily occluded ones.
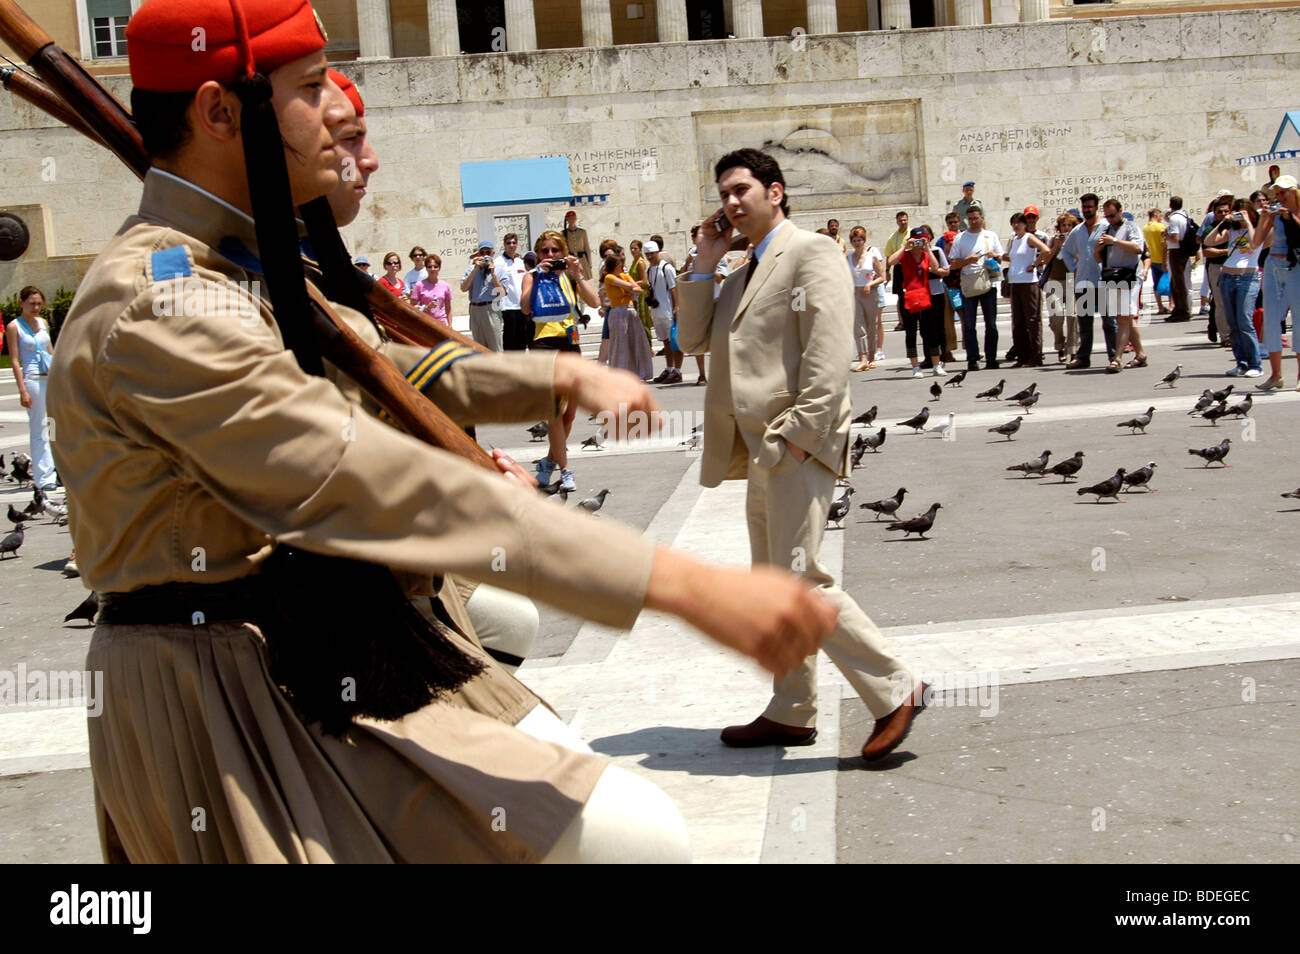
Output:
[678,148,927,760]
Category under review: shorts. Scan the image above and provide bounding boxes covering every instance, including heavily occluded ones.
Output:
[652,313,674,342]
[531,333,581,354]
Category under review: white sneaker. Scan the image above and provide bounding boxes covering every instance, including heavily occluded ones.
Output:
[558,469,576,492]
[934,365,947,376]
[1243,368,1263,378]
[874,349,885,361]
[912,367,924,378]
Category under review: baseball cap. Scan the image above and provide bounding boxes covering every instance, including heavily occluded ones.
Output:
[477,240,495,252]
[643,241,660,253]
[1274,175,1298,191]
[1023,205,1040,217]
[354,254,369,266]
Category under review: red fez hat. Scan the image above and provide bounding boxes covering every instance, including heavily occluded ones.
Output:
[127,0,327,92]
[328,69,363,117]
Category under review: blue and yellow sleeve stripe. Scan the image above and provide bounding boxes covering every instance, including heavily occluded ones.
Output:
[406,341,478,393]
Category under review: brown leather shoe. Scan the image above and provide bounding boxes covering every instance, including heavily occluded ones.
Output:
[720,716,817,748]
[861,682,928,761]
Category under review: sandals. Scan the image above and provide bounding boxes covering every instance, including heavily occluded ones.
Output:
[1105,361,1122,374]
[1124,354,1148,369]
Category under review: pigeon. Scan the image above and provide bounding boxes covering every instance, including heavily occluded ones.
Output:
[852,434,867,451]
[896,407,929,433]
[0,523,23,559]
[537,479,565,497]
[0,453,4,474]
[862,427,887,452]
[680,432,701,450]
[1156,365,1182,388]
[827,486,855,528]
[1188,390,1216,415]
[552,489,570,504]
[10,456,32,487]
[578,488,611,514]
[850,444,867,470]
[1122,462,1158,492]
[976,379,1006,400]
[943,370,968,388]
[1116,406,1155,435]
[64,590,100,625]
[1189,439,1231,467]
[1076,468,1126,503]
[22,489,46,517]
[1281,489,1300,501]
[852,406,878,427]
[526,422,549,442]
[1015,391,1041,413]
[1047,451,1085,482]
[929,382,943,402]
[988,416,1024,441]
[7,503,25,525]
[860,487,907,521]
[1200,401,1231,425]
[886,503,942,539]
[1209,384,1235,404]
[1223,393,1253,419]
[1007,449,1051,478]
[43,499,67,523]
[1006,382,1038,403]
[581,429,606,450]
[926,413,954,437]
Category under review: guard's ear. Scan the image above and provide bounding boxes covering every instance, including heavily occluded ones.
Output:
[190,80,241,143]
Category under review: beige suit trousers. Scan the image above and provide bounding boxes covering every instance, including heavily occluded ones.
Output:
[746,451,915,726]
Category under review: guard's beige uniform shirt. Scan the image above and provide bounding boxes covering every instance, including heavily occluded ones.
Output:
[47,170,655,863]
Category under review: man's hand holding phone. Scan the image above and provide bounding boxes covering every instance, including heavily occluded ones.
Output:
[692,209,734,276]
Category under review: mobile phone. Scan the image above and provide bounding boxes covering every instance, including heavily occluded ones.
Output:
[714,212,730,233]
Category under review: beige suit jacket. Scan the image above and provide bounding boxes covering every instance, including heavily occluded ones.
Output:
[677,223,854,487]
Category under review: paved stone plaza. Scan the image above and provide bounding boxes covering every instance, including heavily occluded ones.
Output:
[1,291,1297,864]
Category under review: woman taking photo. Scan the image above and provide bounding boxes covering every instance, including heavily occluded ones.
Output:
[1003,212,1052,367]
[847,227,886,371]
[602,247,655,382]
[521,230,602,492]
[1205,198,1264,380]
[377,252,405,296]
[4,285,58,489]
[886,227,948,377]
[1252,175,1300,390]
[410,252,453,325]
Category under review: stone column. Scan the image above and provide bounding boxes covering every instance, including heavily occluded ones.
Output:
[953,0,984,26]
[1020,0,1050,21]
[807,0,837,35]
[731,0,763,38]
[881,0,911,30]
[580,0,614,47]
[426,0,459,56]
[656,0,689,42]
[504,0,538,51]
[989,0,1019,22]
[357,0,393,58]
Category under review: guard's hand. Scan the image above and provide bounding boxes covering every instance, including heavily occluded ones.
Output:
[553,354,662,439]
[491,447,536,485]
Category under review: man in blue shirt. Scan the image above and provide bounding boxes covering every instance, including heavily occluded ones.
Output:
[1062,193,1113,369]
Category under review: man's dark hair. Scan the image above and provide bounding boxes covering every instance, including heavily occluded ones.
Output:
[1103,198,1122,213]
[651,233,666,248]
[503,232,518,244]
[896,210,908,221]
[714,148,790,216]
[1080,192,1100,206]
[827,219,839,227]
[131,88,197,161]
[1169,195,1183,211]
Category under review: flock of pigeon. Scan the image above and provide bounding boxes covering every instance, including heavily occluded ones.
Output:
[824,362,1281,538]
[2,455,69,561]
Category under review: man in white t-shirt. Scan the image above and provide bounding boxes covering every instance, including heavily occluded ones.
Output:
[495,233,530,351]
[1164,195,1194,322]
[645,241,682,383]
[947,202,1006,371]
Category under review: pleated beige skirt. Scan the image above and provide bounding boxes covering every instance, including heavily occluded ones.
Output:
[86,621,606,863]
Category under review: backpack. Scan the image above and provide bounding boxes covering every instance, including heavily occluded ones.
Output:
[528,269,577,321]
[1174,211,1200,254]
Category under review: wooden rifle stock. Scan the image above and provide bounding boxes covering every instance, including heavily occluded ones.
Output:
[0,0,495,470]
[0,66,104,145]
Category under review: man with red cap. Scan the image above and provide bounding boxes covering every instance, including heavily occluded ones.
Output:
[47,0,835,864]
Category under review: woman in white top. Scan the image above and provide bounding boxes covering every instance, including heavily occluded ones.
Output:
[3,285,58,489]
[1002,213,1052,367]
[847,227,887,370]
[1205,198,1264,378]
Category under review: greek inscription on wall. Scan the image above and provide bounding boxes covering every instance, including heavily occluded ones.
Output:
[540,148,661,188]
[1040,173,1171,216]
[958,123,1074,154]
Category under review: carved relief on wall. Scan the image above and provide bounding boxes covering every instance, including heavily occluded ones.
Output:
[693,101,924,212]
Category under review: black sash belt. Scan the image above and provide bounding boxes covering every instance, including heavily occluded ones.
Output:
[99,547,482,738]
